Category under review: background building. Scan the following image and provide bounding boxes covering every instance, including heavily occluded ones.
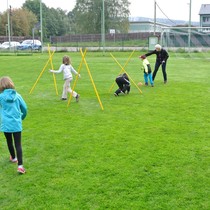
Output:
[129,20,169,33]
[199,4,210,30]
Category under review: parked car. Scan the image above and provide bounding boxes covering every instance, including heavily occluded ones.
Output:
[17,39,42,50]
[0,41,20,50]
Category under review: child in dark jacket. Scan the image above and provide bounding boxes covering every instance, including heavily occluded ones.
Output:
[114,73,130,96]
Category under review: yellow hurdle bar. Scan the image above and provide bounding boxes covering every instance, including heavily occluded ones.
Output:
[67,49,87,107]
[81,49,104,111]
[109,50,135,93]
[48,45,58,95]
[29,50,55,94]
[110,53,142,94]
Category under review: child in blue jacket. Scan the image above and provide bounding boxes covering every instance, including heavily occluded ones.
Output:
[0,76,27,174]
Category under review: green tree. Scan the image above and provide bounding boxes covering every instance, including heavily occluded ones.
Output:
[0,12,7,36]
[0,8,37,36]
[23,0,70,38]
[73,0,130,34]
[13,9,37,36]
[45,8,70,36]
[67,11,76,34]
[107,0,130,33]
[23,0,47,38]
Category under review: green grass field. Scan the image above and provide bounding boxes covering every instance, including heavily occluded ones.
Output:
[0,51,210,209]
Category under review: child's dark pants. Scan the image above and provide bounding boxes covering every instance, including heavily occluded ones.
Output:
[4,132,23,165]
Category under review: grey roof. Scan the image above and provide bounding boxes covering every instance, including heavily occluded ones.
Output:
[199,4,210,15]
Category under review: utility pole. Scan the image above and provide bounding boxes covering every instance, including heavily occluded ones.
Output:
[188,0,192,51]
[5,24,8,37]
[40,0,43,52]
[10,5,13,41]
[101,0,105,55]
[154,0,156,35]
[7,0,11,49]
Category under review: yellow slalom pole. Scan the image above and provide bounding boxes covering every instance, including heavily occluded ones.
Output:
[29,51,55,94]
[81,49,104,111]
[48,45,58,95]
[109,50,135,93]
[67,49,87,107]
[110,53,142,94]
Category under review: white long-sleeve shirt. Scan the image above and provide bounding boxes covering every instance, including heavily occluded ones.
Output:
[50,64,78,80]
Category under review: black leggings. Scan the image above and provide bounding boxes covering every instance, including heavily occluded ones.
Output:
[4,132,23,165]
[153,61,167,82]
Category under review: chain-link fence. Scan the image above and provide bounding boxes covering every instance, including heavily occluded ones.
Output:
[1,32,157,53]
[49,32,158,51]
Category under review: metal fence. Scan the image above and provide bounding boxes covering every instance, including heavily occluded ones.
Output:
[50,32,157,43]
[0,32,156,52]
[1,29,210,53]
[48,32,159,51]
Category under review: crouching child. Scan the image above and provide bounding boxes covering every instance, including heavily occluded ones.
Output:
[114,73,130,96]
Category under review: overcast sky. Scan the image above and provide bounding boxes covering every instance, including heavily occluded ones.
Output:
[1,0,209,22]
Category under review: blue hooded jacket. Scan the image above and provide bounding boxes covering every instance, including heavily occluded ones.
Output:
[0,89,27,132]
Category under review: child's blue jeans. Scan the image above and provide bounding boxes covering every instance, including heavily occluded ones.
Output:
[144,73,154,85]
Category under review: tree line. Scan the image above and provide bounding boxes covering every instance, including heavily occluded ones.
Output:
[0,0,130,40]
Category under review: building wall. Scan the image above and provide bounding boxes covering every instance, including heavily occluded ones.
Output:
[129,22,167,33]
[200,15,210,27]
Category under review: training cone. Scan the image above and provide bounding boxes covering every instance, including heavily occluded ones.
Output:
[138,82,143,86]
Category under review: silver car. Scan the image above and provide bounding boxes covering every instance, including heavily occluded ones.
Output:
[0,41,20,50]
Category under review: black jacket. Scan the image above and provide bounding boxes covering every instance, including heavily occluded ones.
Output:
[145,49,169,63]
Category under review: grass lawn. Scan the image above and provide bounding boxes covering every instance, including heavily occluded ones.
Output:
[0,51,210,209]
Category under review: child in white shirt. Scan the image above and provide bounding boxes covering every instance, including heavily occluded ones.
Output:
[50,55,80,101]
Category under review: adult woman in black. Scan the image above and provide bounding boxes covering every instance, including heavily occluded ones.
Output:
[143,44,169,84]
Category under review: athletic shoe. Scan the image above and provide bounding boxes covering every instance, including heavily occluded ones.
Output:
[164,80,167,84]
[61,98,67,100]
[10,156,18,163]
[114,93,118,96]
[145,82,148,86]
[17,166,26,174]
[76,94,80,102]
[120,91,125,95]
